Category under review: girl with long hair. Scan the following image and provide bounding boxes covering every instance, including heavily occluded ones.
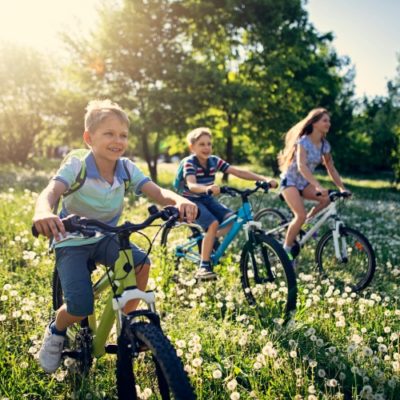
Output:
[277,108,350,260]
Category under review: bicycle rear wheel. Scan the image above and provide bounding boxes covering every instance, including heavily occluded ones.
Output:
[117,321,195,400]
[240,232,297,320]
[254,208,288,242]
[315,226,376,292]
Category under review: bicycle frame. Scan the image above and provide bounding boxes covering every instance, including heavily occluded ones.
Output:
[66,241,157,359]
[174,199,262,266]
[267,200,347,261]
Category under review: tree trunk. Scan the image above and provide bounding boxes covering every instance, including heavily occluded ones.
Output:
[222,112,236,183]
[140,130,158,183]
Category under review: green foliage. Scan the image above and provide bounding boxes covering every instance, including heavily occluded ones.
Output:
[1,168,400,399]
[0,42,55,163]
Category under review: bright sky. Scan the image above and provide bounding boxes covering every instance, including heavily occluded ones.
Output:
[0,0,99,52]
[306,0,400,98]
[0,0,398,98]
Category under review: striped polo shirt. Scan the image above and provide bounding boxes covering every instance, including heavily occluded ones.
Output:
[53,151,151,248]
[182,155,230,198]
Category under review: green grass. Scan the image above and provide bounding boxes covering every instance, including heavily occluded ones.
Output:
[0,162,399,399]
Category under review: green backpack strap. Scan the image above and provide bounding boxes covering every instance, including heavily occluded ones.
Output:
[122,158,131,192]
[63,149,91,197]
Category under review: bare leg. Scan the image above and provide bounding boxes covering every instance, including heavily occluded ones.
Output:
[281,187,307,248]
[55,306,85,331]
[302,185,330,219]
[124,263,151,313]
[201,220,219,261]
[216,212,235,237]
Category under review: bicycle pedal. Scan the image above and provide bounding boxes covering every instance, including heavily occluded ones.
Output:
[62,349,80,359]
[105,344,118,354]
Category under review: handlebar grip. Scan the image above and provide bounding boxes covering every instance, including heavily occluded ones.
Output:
[31,225,39,238]
[316,192,322,197]
[206,189,213,196]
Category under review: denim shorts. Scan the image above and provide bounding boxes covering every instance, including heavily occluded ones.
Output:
[55,235,150,317]
[280,177,306,196]
[187,195,233,231]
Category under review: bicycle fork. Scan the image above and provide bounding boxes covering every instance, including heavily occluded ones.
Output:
[332,221,348,263]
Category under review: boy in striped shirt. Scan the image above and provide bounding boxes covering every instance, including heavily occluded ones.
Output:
[182,127,277,279]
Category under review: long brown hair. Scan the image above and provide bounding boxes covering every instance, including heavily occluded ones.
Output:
[278,108,329,173]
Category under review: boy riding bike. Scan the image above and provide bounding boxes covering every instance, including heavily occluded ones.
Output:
[32,99,197,373]
[177,127,277,280]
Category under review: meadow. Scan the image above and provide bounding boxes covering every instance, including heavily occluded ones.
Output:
[0,162,399,400]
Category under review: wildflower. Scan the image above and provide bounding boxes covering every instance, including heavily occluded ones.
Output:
[230,392,240,400]
[318,369,326,378]
[227,379,238,391]
[212,369,222,379]
[327,379,338,387]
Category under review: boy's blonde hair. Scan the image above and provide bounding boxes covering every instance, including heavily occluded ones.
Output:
[84,99,130,133]
[186,127,212,145]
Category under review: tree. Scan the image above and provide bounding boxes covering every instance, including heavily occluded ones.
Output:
[63,0,208,182]
[0,42,54,163]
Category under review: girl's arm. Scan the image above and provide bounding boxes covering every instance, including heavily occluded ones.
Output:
[225,166,277,187]
[322,154,347,191]
[140,181,198,223]
[33,180,67,239]
[297,145,325,191]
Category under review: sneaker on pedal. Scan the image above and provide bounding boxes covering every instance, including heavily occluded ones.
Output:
[195,265,217,280]
[39,325,65,373]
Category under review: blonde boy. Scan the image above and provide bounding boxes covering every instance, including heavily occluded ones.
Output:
[181,127,277,279]
[33,100,197,373]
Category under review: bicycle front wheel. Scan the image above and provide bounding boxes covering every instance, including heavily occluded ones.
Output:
[254,208,288,242]
[316,226,376,292]
[240,232,297,319]
[117,321,195,400]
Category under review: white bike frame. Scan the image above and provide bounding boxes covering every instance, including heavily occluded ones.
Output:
[267,201,348,262]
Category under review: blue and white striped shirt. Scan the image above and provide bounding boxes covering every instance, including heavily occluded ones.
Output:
[182,155,230,198]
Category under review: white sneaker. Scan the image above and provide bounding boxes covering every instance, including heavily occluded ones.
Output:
[38,326,65,373]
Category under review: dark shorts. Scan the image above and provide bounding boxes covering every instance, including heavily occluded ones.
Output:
[187,195,233,231]
[55,236,150,317]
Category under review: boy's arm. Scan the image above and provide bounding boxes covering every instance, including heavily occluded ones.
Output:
[225,166,278,188]
[322,154,347,192]
[140,181,198,223]
[33,180,67,239]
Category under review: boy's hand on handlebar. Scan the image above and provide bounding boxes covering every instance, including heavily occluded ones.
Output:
[267,179,278,189]
[175,199,198,223]
[32,212,66,240]
[207,184,220,196]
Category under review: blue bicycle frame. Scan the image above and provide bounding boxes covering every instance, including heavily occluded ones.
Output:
[174,200,261,265]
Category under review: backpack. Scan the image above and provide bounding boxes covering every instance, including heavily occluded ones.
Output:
[173,155,198,193]
[53,149,131,212]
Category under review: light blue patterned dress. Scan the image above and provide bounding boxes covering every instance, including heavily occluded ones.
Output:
[280,135,331,192]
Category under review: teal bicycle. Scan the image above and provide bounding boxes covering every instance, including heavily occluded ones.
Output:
[160,182,297,319]
[33,207,195,400]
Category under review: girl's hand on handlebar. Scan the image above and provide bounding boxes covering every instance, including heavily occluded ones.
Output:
[32,212,66,240]
[340,188,352,197]
[315,186,329,196]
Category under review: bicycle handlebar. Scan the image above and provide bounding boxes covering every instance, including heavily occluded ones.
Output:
[32,206,181,238]
[220,181,270,198]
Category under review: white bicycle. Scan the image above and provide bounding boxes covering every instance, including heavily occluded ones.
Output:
[254,191,376,292]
